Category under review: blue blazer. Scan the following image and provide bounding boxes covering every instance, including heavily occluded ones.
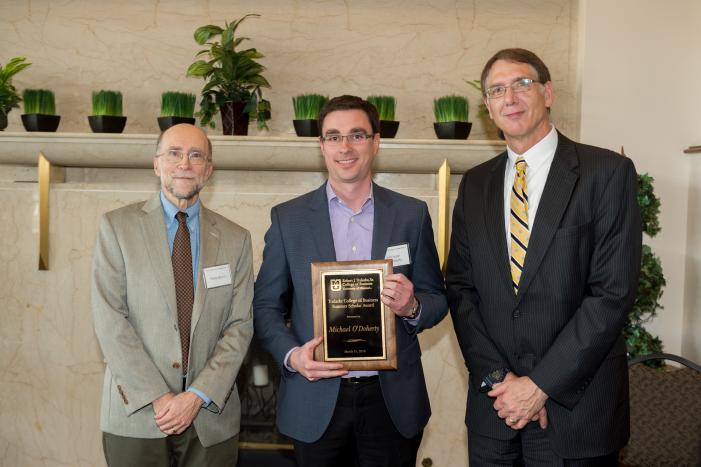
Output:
[253,182,448,442]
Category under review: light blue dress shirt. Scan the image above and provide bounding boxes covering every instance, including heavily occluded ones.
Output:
[159,192,211,406]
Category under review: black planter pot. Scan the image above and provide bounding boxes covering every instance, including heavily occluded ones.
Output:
[88,115,127,133]
[157,116,196,132]
[0,113,7,131]
[293,119,320,137]
[433,121,472,140]
[379,120,400,138]
[220,101,249,136]
[21,114,61,132]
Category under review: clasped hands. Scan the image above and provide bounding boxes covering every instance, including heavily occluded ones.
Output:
[153,391,203,435]
[488,372,549,430]
[290,273,416,382]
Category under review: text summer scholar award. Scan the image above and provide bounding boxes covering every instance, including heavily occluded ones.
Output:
[311,260,397,370]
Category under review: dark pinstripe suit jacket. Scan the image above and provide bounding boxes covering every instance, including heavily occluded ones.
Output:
[253,182,448,443]
[446,132,642,458]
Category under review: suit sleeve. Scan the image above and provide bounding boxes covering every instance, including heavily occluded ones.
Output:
[406,202,448,334]
[191,231,254,413]
[91,213,170,415]
[446,175,511,388]
[529,157,642,409]
[253,206,302,368]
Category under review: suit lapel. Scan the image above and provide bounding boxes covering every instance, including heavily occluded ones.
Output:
[516,133,579,301]
[309,182,337,261]
[371,184,396,260]
[484,153,514,294]
[140,195,178,319]
[191,206,221,333]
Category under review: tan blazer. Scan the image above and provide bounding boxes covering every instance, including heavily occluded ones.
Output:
[92,195,253,447]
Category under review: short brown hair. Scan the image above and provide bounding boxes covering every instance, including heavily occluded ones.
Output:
[318,95,380,135]
[480,48,551,94]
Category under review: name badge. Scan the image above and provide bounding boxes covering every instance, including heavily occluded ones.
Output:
[385,243,411,267]
[203,264,232,289]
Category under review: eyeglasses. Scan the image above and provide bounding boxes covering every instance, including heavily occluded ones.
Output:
[484,78,540,99]
[157,149,209,165]
[320,132,375,146]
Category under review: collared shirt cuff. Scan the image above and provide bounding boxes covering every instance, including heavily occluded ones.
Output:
[284,347,300,373]
[402,301,422,326]
[187,387,211,407]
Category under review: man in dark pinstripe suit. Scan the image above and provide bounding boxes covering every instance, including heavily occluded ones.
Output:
[446,48,642,466]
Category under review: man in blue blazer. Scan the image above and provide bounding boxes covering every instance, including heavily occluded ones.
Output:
[253,95,448,467]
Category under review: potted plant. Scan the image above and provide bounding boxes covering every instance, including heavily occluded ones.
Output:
[0,56,31,131]
[89,90,127,133]
[367,95,399,138]
[292,93,327,137]
[158,91,196,131]
[21,89,60,132]
[625,173,666,367]
[252,98,271,130]
[433,94,471,139]
[187,14,271,136]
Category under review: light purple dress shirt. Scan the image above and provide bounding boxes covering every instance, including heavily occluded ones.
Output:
[326,183,377,378]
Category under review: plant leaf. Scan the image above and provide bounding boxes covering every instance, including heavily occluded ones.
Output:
[194,25,223,45]
[186,60,213,77]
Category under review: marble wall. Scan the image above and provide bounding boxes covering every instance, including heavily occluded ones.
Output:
[0,1,581,466]
[1,0,579,140]
[0,168,468,467]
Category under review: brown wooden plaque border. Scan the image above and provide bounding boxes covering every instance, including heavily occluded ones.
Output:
[311,259,396,370]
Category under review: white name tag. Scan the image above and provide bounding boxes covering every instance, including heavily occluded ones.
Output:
[202,264,232,289]
[385,243,411,267]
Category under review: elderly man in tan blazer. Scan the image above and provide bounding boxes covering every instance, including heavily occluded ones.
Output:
[92,124,253,467]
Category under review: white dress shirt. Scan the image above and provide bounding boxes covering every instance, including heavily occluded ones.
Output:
[503,125,558,255]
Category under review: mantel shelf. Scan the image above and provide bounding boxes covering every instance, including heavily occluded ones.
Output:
[0,132,505,174]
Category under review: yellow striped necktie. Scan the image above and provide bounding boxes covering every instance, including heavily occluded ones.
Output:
[510,157,529,293]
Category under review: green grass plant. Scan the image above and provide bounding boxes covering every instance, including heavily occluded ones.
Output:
[23,89,56,115]
[92,90,123,116]
[433,95,469,123]
[160,91,196,118]
[292,94,328,120]
[367,95,396,121]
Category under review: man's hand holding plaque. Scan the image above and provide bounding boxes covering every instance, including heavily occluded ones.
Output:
[380,273,419,318]
[288,336,349,382]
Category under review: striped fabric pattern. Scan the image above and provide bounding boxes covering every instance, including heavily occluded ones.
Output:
[510,157,529,293]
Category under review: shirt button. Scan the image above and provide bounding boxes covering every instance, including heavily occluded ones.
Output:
[352,246,357,252]
[350,218,355,223]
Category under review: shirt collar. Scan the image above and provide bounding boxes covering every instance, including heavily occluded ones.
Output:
[325,181,374,212]
[159,191,200,225]
[506,124,558,171]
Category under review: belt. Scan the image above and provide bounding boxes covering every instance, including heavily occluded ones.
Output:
[341,375,379,384]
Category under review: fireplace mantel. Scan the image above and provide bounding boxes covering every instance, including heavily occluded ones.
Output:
[0,132,505,174]
[0,132,506,272]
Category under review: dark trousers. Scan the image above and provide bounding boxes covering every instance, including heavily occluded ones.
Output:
[102,426,238,467]
[293,378,422,467]
[468,424,618,467]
